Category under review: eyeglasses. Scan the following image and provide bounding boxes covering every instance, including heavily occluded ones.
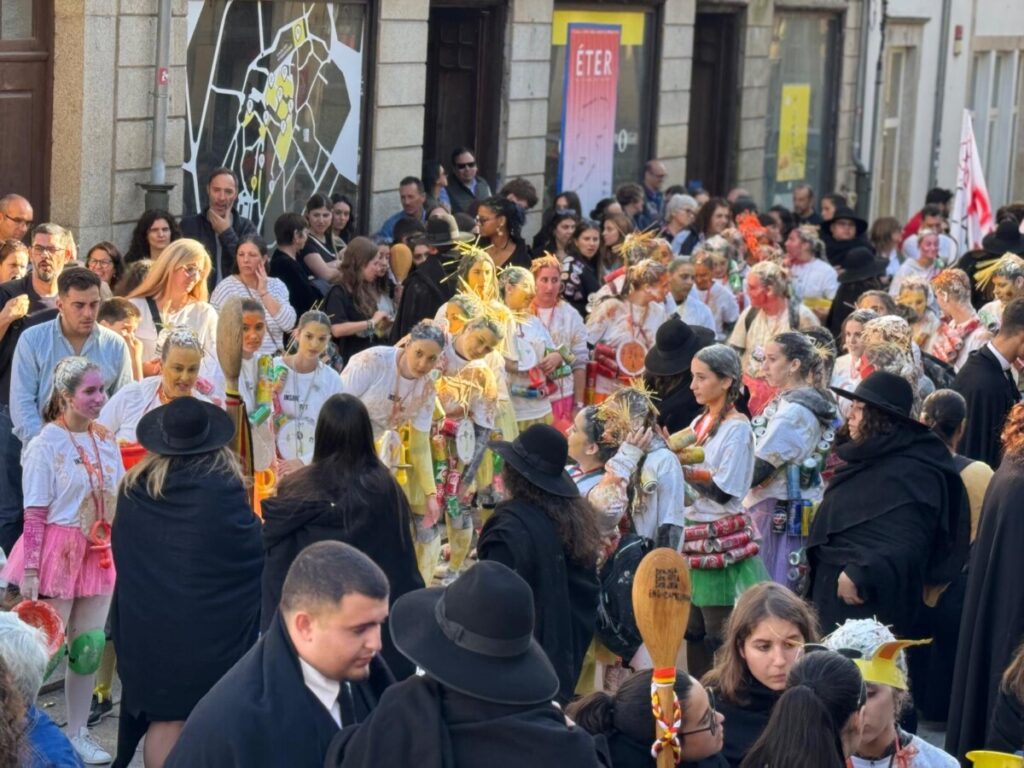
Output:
[177,264,202,278]
[475,215,494,225]
[87,259,113,268]
[30,244,60,256]
[555,208,578,217]
[1,212,33,227]
[456,161,477,170]
[680,687,718,737]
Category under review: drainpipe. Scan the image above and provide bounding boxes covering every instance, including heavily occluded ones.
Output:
[137,0,175,211]
[929,0,954,189]
[853,0,886,217]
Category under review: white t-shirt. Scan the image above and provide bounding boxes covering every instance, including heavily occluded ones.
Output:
[789,258,839,302]
[676,291,717,334]
[848,734,958,768]
[694,282,740,340]
[97,376,213,444]
[129,298,223,393]
[341,346,437,437]
[532,302,588,402]
[728,304,820,378]
[22,423,124,527]
[586,298,667,350]
[273,358,345,458]
[744,398,828,507]
[684,415,754,523]
[508,315,555,421]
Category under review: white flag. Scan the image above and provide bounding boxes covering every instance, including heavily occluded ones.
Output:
[950,110,994,252]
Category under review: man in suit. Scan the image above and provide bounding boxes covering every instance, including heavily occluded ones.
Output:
[954,298,1024,467]
[165,541,393,767]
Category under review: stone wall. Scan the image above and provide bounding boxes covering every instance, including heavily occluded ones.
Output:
[659,0,697,184]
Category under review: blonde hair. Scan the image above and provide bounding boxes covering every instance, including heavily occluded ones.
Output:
[122,446,243,500]
[127,238,211,303]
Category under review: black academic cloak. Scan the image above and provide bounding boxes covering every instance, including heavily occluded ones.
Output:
[807,428,967,637]
[389,254,455,343]
[325,675,609,768]
[477,499,600,705]
[953,345,1020,468]
[165,613,392,768]
[693,677,779,768]
[260,475,424,679]
[111,459,263,722]
[654,378,702,434]
[946,459,1024,761]
[823,234,873,269]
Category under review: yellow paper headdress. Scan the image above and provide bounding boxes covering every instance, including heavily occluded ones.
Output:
[614,228,659,269]
[594,381,660,445]
[966,751,1024,768]
[975,252,1024,290]
[851,639,931,690]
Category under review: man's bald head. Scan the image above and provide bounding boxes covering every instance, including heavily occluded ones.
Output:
[0,195,34,242]
[644,160,667,192]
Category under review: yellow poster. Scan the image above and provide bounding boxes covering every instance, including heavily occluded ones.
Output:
[776,84,811,182]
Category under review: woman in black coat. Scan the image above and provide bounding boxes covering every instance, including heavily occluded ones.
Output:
[807,372,967,637]
[260,393,424,679]
[111,397,263,767]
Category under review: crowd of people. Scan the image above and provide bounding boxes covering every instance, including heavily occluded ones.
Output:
[0,153,1022,767]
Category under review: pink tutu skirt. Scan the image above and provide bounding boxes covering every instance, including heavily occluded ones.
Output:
[1,524,115,599]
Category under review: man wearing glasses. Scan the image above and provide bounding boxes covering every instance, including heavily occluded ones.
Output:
[0,194,34,243]
[0,224,64,557]
[447,147,493,216]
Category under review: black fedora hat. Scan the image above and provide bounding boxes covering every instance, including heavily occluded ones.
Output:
[488,424,579,498]
[645,315,715,376]
[389,561,560,705]
[420,215,473,249]
[981,218,1024,256]
[136,396,236,455]
[826,206,869,238]
[838,246,889,284]
[831,371,927,429]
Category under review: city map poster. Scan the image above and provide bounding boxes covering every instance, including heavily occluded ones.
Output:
[559,24,621,217]
[776,83,811,183]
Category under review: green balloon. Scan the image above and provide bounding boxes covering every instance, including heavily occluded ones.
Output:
[67,630,105,675]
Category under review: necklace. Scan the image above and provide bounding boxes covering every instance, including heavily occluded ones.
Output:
[58,417,107,526]
[287,361,319,448]
[627,301,651,345]
[388,350,425,426]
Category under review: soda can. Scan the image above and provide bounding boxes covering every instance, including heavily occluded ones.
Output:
[445,495,460,519]
[688,553,726,570]
[753,426,767,438]
[724,541,760,564]
[787,565,806,584]
[439,417,460,438]
[799,457,820,489]
[433,459,448,484]
[676,446,705,465]
[249,403,271,426]
[639,465,659,494]
[667,427,697,452]
[823,430,836,443]
[818,440,832,454]
[751,416,768,429]
[256,355,274,405]
[682,538,716,554]
[788,549,805,567]
[710,514,747,538]
[430,434,448,462]
[683,523,712,542]
[771,503,788,534]
[802,499,815,537]
[445,467,462,498]
[716,530,752,552]
[785,464,801,500]
[787,498,803,536]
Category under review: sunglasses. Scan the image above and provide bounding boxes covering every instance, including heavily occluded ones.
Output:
[456,161,477,170]
[177,264,202,278]
[680,687,718,737]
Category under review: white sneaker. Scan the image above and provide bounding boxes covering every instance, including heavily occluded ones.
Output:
[71,727,111,765]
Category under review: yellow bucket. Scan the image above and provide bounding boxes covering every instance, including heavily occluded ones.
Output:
[967,751,1024,768]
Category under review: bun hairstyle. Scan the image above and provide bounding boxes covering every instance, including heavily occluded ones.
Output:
[569,669,694,745]
[624,258,667,293]
[771,331,835,391]
[43,356,101,423]
[920,389,966,445]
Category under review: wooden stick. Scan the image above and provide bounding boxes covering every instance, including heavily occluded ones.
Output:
[632,548,692,767]
[216,297,254,506]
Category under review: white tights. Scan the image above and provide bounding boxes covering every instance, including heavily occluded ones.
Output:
[47,594,112,735]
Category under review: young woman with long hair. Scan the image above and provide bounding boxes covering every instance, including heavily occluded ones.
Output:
[561,219,603,318]
[84,241,125,292]
[124,208,182,264]
[330,192,355,247]
[477,196,531,269]
[532,209,578,261]
[299,192,342,286]
[599,212,635,278]
[323,236,393,363]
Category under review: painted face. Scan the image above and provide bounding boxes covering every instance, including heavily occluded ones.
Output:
[740,617,806,692]
[709,205,731,235]
[747,274,772,310]
[459,328,500,360]
[306,207,332,237]
[646,273,671,303]
[896,287,927,321]
[466,260,494,295]
[858,294,889,316]
[553,218,576,247]
[504,281,533,311]
[566,409,597,466]
[57,286,101,337]
[68,369,107,421]
[241,311,266,355]
[298,593,388,682]
[207,173,238,216]
[992,275,1021,304]
[832,220,857,241]
[172,260,204,296]
[161,345,202,397]
[918,234,939,265]
[332,201,351,232]
[0,248,28,282]
[670,264,695,299]
[859,682,899,752]
[694,262,714,291]
[761,341,800,388]
[297,321,331,359]
[534,266,561,307]
[844,320,866,358]
[601,220,621,248]
[690,357,732,406]
[847,400,866,441]
[446,303,468,335]
[235,241,264,278]
[680,680,726,761]
[147,218,173,254]
[404,339,442,378]
[85,248,115,284]
[30,234,67,282]
[575,228,600,259]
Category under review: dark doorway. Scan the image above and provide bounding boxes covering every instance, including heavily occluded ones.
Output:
[424,3,504,187]
[0,0,52,219]
[686,9,739,196]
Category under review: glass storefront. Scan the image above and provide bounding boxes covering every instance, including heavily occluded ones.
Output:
[184,1,368,237]
[763,12,840,208]
[545,7,656,217]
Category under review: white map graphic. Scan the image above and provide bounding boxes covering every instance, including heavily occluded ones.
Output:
[184,1,363,231]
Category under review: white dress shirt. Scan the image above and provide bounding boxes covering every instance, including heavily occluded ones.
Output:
[298,656,342,727]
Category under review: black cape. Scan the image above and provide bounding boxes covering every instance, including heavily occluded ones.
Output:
[825,277,884,339]
[389,254,455,343]
[807,428,967,636]
[956,249,998,309]
[165,613,392,768]
[986,686,1024,756]
[111,460,263,721]
[653,378,701,433]
[953,345,1020,468]
[693,677,779,768]
[946,459,1024,760]
[260,473,424,679]
[823,234,873,269]
[326,675,609,768]
[477,499,599,705]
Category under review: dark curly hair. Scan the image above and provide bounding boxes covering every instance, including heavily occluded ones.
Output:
[1001,402,1024,463]
[124,209,181,263]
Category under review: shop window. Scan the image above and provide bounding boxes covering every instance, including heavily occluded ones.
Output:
[876,43,919,220]
[544,7,656,217]
[972,49,1022,209]
[184,1,368,237]
[763,12,841,208]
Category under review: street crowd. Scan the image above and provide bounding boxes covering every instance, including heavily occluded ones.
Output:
[0,149,1022,767]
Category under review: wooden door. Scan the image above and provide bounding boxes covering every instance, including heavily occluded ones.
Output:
[686,10,739,196]
[0,0,52,218]
[424,4,504,184]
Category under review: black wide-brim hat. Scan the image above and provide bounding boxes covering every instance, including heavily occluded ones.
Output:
[826,206,869,238]
[136,396,236,455]
[831,370,927,430]
[838,246,889,284]
[645,315,715,376]
[981,218,1024,256]
[489,423,579,498]
[390,562,561,706]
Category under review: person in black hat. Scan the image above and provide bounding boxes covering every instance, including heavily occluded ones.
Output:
[388,215,471,343]
[111,396,263,766]
[166,540,394,768]
[644,315,715,431]
[825,245,888,338]
[806,371,968,637]
[325,561,608,767]
[477,424,604,704]
[822,205,873,269]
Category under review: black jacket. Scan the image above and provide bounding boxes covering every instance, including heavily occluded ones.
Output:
[954,345,1020,467]
[653,378,701,434]
[693,677,779,767]
[823,234,873,269]
[389,254,455,344]
[165,613,392,768]
[179,208,258,290]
